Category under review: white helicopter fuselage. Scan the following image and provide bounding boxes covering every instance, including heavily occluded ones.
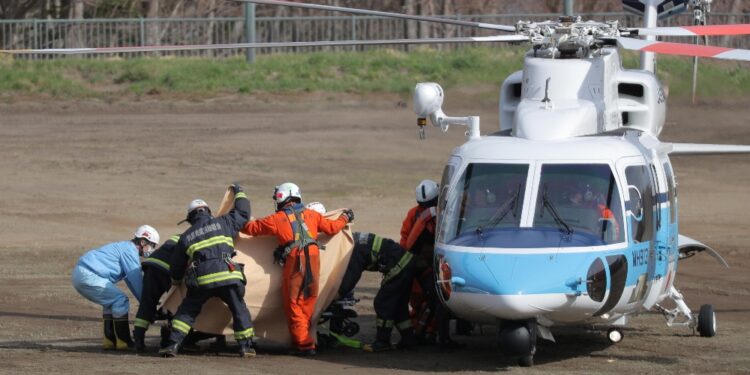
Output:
[434,132,678,327]
[424,45,687,329]
[499,48,666,139]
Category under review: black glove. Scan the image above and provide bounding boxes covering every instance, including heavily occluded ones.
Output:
[342,209,354,223]
[230,183,243,194]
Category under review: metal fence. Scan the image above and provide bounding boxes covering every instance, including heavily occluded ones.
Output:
[1,12,748,58]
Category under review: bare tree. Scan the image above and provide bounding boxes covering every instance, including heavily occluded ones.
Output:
[146,0,160,45]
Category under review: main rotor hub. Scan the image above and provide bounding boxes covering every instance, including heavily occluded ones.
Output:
[516,17,620,58]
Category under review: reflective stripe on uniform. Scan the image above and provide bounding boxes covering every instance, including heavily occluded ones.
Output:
[370,235,383,265]
[134,318,150,329]
[169,235,180,242]
[396,319,412,331]
[143,257,170,270]
[186,235,234,260]
[172,319,191,334]
[382,252,414,284]
[235,192,247,200]
[196,270,245,286]
[376,318,394,328]
[234,327,254,340]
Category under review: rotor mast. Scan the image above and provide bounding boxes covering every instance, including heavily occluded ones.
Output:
[640,0,659,72]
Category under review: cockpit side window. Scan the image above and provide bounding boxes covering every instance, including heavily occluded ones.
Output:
[625,165,655,242]
[438,163,529,244]
[663,162,676,224]
[532,164,624,244]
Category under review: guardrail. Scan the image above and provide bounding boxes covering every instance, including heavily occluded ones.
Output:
[1,12,747,58]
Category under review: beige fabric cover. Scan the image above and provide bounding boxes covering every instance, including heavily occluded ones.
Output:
[162,189,354,348]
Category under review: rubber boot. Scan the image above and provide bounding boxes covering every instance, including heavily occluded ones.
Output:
[369,327,393,352]
[102,314,116,350]
[133,326,147,352]
[238,339,256,358]
[159,341,179,358]
[159,325,171,348]
[113,316,134,350]
[397,328,417,350]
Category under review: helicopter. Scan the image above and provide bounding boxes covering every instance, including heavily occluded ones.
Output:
[3,0,750,368]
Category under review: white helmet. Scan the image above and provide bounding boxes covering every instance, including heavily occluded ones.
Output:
[187,199,209,215]
[273,182,302,205]
[306,201,326,214]
[415,179,439,203]
[134,225,160,245]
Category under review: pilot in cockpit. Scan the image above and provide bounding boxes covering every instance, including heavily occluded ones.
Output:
[567,183,621,241]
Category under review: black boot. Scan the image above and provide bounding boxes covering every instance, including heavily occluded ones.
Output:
[159,325,171,348]
[113,316,134,350]
[397,328,417,350]
[133,326,147,352]
[369,327,393,352]
[102,314,116,350]
[238,339,256,358]
[159,341,180,358]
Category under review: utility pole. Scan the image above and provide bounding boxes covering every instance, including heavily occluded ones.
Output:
[244,3,256,63]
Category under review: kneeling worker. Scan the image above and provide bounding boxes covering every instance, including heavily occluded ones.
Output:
[133,233,180,352]
[72,225,160,350]
[339,232,417,351]
[160,184,255,358]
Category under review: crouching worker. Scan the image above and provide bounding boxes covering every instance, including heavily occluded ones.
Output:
[339,232,417,352]
[133,233,180,352]
[160,184,256,358]
[72,225,160,350]
[242,182,352,356]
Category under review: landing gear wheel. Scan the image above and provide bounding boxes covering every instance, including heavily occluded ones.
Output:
[518,355,534,367]
[697,304,716,337]
[343,321,359,337]
[607,328,623,343]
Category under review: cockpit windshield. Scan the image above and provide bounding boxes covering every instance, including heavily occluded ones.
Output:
[438,163,528,245]
[532,164,624,245]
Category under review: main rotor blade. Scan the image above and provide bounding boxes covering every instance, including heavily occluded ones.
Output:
[669,143,750,155]
[617,37,750,61]
[0,35,529,55]
[233,0,516,32]
[626,24,750,37]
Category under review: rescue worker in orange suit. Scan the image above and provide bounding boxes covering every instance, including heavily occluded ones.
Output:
[133,233,180,352]
[399,179,439,248]
[242,182,352,356]
[160,184,255,358]
[338,232,417,351]
[402,180,464,349]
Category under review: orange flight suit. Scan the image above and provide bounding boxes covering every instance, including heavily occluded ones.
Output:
[243,205,348,350]
[399,205,425,248]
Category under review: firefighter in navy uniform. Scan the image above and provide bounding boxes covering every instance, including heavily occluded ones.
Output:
[132,234,179,352]
[159,184,256,358]
[338,232,417,352]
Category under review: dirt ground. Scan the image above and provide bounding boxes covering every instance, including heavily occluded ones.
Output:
[0,92,748,374]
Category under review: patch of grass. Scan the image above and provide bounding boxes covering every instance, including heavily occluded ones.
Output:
[0,47,747,100]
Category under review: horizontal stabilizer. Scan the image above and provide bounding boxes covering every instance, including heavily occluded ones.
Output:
[678,234,729,268]
[668,143,750,155]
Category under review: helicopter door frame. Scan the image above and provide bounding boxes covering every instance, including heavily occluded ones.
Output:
[616,156,656,307]
[646,153,673,300]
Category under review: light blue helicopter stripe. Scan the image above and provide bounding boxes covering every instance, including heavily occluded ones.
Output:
[438,205,679,296]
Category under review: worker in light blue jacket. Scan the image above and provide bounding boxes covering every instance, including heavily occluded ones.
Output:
[72,225,160,351]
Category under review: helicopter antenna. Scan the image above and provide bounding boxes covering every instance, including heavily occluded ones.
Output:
[691,0,712,104]
[542,77,552,109]
[234,0,516,32]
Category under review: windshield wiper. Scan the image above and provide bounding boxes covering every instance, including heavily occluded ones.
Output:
[541,186,573,235]
[487,183,522,228]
